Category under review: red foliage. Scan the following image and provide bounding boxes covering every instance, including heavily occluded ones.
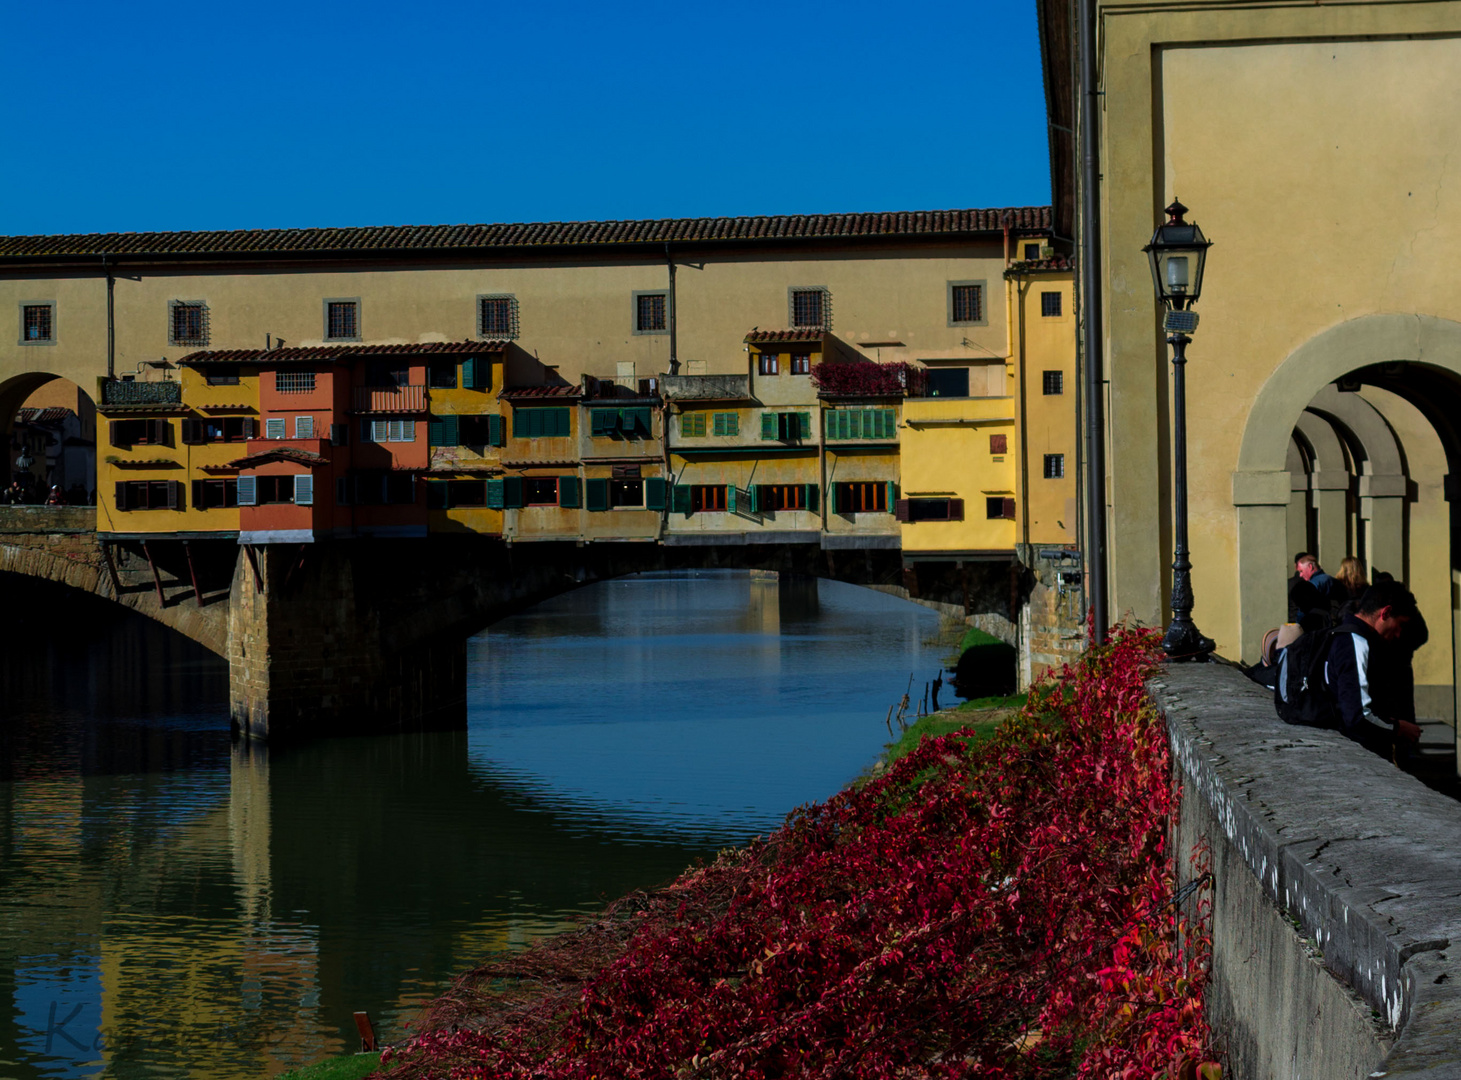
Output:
[383,627,1217,1080]
[809,360,922,398]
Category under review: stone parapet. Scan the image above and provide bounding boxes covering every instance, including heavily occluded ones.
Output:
[1153,664,1461,1079]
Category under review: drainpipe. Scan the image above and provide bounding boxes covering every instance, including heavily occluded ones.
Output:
[103,255,115,379]
[666,244,679,376]
[1079,0,1109,643]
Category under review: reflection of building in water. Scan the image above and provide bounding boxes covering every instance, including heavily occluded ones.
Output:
[230,741,271,927]
[744,572,781,637]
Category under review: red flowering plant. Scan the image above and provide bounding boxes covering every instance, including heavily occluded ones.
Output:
[381,626,1218,1080]
[810,360,924,398]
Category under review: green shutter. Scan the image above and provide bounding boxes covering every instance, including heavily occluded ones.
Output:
[828,484,838,514]
[749,486,761,513]
[798,412,812,439]
[512,409,526,438]
[555,409,572,437]
[586,478,609,511]
[428,417,444,446]
[727,413,739,436]
[443,414,460,446]
[680,413,695,438]
[761,412,777,440]
[728,486,739,513]
[461,356,476,390]
[486,478,506,508]
[558,476,581,508]
[488,414,505,446]
[629,407,652,438]
[885,481,897,511]
[672,483,692,514]
[592,409,615,437]
[805,484,819,512]
[645,477,667,510]
[502,476,524,508]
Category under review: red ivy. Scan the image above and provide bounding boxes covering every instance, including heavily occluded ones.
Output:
[809,361,922,398]
[383,626,1217,1080]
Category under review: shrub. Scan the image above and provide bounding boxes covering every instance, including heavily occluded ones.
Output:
[810,360,923,397]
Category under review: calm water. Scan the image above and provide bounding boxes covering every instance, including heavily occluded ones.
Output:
[0,571,946,1079]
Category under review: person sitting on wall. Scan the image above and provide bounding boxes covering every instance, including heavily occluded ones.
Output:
[1289,553,1335,630]
[1322,580,1422,761]
[44,485,65,506]
[1334,556,1369,607]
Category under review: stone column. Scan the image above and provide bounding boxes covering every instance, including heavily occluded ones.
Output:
[1360,472,1408,581]
[1233,470,1292,664]
[1311,472,1351,572]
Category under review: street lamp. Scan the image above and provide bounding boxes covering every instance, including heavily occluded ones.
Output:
[1144,199,1214,660]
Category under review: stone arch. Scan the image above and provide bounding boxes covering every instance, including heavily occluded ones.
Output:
[1,370,98,503]
[1293,411,1351,569]
[1234,313,1461,661]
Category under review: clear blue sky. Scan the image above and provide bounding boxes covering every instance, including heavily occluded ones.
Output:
[3,1,1050,236]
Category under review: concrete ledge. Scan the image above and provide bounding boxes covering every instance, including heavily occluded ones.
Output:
[1153,664,1461,1079]
[820,533,900,550]
[0,506,95,534]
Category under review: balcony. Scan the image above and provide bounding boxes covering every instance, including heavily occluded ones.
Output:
[659,374,752,402]
[101,380,182,406]
[351,384,426,414]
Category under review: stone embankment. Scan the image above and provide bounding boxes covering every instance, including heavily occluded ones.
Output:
[1153,664,1461,1080]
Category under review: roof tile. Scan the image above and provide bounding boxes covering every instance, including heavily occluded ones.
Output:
[180,339,508,364]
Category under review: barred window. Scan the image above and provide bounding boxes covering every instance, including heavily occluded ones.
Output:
[1044,453,1065,479]
[21,303,53,343]
[1041,291,1063,317]
[276,371,316,394]
[170,301,208,346]
[325,300,359,340]
[951,284,983,324]
[791,288,825,328]
[636,293,667,333]
[1042,370,1064,395]
[479,294,518,338]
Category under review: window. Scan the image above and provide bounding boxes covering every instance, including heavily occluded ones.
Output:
[825,409,896,440]
[924,368,970,398]
[325,299,359,341]
[761,411,811,441]
[690,484,726,512]
[478,294,518,338]
[294,415,315,439]
[832,481,890,513]
[265,418,287,439]
[169,301,208,346]
[712,411,738,437]
[181,417,255,443]
[756,484,818,512]
[243,476,297,504]
[361,419,417,442]
[205,366,240,386]
[984,497,1015,520]
[610,479,645,508]
[275,371,316,394]
[365,360,409,387]
[459,414,505,446]
[1041,291,1063,317]
[459,355,491,391]
[524,477,560,505]
[790,287,827,329]
[429,359,458,389]
[894,497,965,522]
[635,292,667,334]
[109,419,173,447]
[758,353,780,376]
[113,479,182,510]
[790,353,811,375]
[191,478,239,509]
[512,408,571,438]
[591,407,651,438]
[989,434,1008,455]
[1023,243,1041,260]
[680,413,707,438]
[948,281,986,325]
[1044,453,1065,479]
[1042,370,1064,395]
[342,472,415,505]
[20,302,54,344]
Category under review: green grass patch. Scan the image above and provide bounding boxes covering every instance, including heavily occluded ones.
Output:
[278,1051,382,1080]
[954,692,1028,712]
[957,626,1007,653]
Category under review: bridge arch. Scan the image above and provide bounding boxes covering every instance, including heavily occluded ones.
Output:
[1,371,97,504]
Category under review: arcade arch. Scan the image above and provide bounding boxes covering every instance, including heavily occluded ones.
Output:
[1,372,96,503]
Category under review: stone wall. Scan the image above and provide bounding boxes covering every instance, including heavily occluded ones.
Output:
[1153,664,1461,1079]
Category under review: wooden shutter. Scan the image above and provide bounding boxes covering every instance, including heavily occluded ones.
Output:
[558,476,581,508]
[632,408,652,438]
[672,483,692,514]
[242,418,257,439]
[680,413,694,438]
[428,417,444,445]
[827,484,837,514]
[990,434,1008,454]
[894,499,911,522]
[555,409,571,437]
[998,498,1011,520]
[885,481,896,511]
[761,412,777,440]
[728,486,739,513]
[461,356,477,390]
[114,480,130,510]
[485,478,506,509]
[797,412,811,439]
[804,484,819,512]
[442,415,460,446]
[109,420,127,449]
[266,418,286,439]
[502,476,524,509]
[296,415,314,439]
[330,423,347,446]
[237,476,256,505]
[294,474,314,506]
[180,419,200,445]
[749,485,762,513]
[486,414,504,446]
[153,419,172,447]
[586,477,609,511]
[191,479,203,507]
[512,409,526,438]
[645,477,667,510]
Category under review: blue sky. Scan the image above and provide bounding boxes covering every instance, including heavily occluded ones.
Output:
[3,1,1050,236]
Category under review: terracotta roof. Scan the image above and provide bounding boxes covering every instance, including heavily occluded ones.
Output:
[197,403,257,412]
[105,457,180,467]
[0,208,1051,261]
[180,340,508,365]
[227,447,330,469]
[1004,254,1074,276]
[16,407,72,423]
[500,384,582,401]
[744,328,825,344]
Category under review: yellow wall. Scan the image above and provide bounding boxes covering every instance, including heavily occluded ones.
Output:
[900,395,1017,553]
[1011,271,1077,547]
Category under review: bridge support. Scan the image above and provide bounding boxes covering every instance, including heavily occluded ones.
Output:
[227,544,467,742]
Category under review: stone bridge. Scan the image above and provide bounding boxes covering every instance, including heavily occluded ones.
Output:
[0,509,1036,741]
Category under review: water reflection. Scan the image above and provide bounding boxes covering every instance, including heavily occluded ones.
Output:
[0,571,945,1079]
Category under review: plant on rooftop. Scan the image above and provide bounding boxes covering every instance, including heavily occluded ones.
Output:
[810,360,923,398]
[381,626,1217,1080]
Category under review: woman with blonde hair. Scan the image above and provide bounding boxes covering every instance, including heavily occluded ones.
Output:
[1336,556,1369,604]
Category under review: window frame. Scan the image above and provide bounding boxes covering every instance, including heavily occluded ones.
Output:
[205,365,240,386]
[947,280,988,327]
[322,297,361,342]
[1042,370,1064,396]
[275,371,317,394]
[168,299,209,347]
[1023,242,1042,261]
[788,286,830,330]
[758,352,780,376]
[1043,453,1065,479]
[18,301,55,346]
[608,478,645,508]
[523,476,561,506]
[632,290,669,335]
[789,353,811,375]
[477,293,519,339]
[833,481,889,513]
[428,359,459,389]
[1040,291,1064,318]
[690,484,727,512]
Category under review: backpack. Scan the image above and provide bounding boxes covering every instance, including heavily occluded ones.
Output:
[1273,625,1354,728]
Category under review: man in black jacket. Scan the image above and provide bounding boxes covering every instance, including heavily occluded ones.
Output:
[1323,580,1421,760]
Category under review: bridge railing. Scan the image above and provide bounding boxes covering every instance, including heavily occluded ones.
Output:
[0,506,96,533]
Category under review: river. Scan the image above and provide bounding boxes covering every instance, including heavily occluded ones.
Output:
[0,570,949,1079]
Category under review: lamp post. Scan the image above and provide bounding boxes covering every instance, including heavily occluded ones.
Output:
[1144,199,1215,660]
